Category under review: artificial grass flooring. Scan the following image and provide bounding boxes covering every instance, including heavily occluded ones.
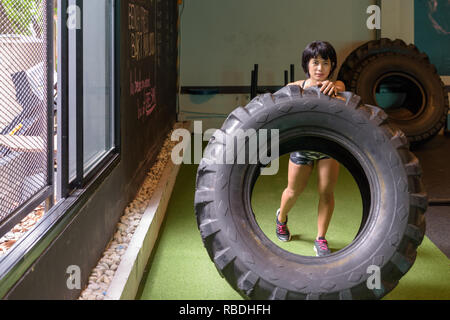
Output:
[137,155,450,300]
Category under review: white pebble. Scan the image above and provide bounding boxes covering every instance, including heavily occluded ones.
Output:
[78,125,180,299]
[89,283,100,290]
[131,220,140,227]
[105,270,115,277]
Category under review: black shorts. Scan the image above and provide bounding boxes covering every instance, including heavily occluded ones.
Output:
[289,151,330,166]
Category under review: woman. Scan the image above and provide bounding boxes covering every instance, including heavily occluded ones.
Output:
[276,40,345,257]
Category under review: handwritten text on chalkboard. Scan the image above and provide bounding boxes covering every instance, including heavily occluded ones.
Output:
[129,3,155,61]
[130,66,156,120]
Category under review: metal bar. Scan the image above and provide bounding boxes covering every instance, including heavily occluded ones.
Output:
[253,64,258,92]
[0,186,53,239]
[113,0,121,154]
[428,199,450,206]
[375,0,381,40]
[57,0,69,200]
[250,71,255,99]
[106,1,114,152]
[75,0,83,187]
[290,64,295,83]
[45,197,53,213]
[181,86,284,95]
[250,64,258,99]
[46,0,55,208]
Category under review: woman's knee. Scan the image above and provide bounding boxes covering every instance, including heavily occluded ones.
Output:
[318,190,334,203]
[283,187,301,200]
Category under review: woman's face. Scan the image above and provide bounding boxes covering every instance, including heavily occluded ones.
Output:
[308,55,332,81]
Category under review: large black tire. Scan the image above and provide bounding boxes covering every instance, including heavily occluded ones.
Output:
[337,38,449,144]
[194,86,427,300]
[338,38,430,87]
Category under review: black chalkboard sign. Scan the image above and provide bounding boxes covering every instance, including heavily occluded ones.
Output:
[122,0,177,166]
[128,0,157,120]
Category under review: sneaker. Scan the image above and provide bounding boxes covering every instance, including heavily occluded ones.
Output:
[314,237,331,256]
[276,209,291,242]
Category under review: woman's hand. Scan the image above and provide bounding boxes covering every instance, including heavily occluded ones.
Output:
[318,80,337,96]
[288,80,345,97]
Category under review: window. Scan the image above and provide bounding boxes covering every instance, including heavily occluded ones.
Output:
[82,0,115,175]
[0,0,53,239]
[0,0,118,283]
[59,0,117,198]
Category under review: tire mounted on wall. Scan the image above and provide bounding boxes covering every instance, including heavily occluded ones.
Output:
[194,85,427,300]
[337,38,449,143]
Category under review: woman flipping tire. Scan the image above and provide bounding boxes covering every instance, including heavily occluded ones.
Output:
[194,85,427,300]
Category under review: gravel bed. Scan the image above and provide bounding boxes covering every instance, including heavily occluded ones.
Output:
[78,123,182,300]
[0,205,46,256]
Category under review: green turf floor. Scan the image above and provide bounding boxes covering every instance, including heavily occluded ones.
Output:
[137,155,450,300]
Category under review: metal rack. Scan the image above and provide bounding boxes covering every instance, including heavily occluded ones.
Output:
[250,64,295,99]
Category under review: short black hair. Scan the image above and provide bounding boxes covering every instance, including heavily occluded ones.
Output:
[302,41,337,78]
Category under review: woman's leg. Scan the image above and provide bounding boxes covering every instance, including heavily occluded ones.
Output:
[316,158,340,239]
[278,160,313,223]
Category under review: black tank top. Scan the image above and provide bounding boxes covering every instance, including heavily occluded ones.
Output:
[294,78,329,160]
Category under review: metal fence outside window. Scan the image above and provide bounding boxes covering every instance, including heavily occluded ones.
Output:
[0,0,53,238]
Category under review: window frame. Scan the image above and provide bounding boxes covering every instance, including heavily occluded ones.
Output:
[61,0,119,195]
[0,0,121,294]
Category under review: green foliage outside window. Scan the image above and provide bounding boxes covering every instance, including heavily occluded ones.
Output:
[1,0,43,36]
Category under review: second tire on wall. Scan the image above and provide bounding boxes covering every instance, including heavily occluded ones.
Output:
[338,38,449,144]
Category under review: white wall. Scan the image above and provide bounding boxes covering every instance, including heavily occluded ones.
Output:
[381,0,414,45]
[177,0,377,129]
[180,0,376,87]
